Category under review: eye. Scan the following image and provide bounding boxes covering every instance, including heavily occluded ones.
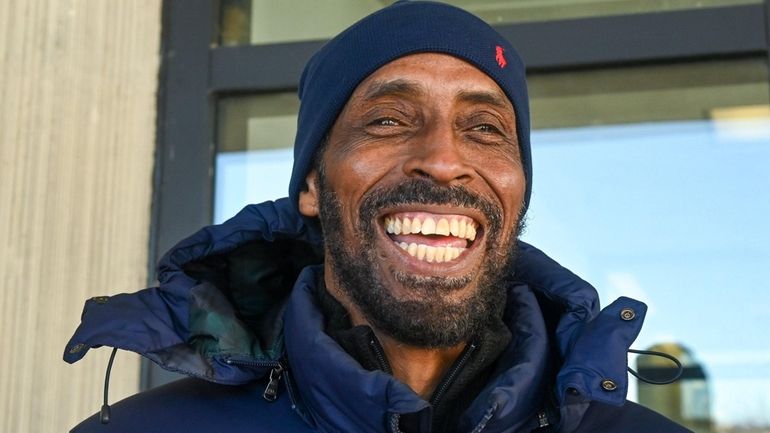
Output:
[471,124,502,134]
[372,118,400,126]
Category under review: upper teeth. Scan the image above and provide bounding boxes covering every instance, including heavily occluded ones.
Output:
[384,215,477,241]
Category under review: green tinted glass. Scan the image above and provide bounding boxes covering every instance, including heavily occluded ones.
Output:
[529,57,769,129]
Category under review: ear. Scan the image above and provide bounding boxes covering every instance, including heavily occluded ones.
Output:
[298,170,320,217]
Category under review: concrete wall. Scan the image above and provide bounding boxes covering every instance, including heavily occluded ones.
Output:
[0,0,161,430]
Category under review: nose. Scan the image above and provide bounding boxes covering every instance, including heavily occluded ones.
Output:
[402,125,474,185]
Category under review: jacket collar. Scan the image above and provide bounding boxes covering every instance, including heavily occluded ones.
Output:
[285,267,430,432]
[64,198,323,384]
[64,199,647,430]
[284,266,557,433]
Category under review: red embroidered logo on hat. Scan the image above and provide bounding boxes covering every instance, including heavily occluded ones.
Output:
[495,45,507,68]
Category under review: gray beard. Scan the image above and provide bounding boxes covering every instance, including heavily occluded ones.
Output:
[317,176,522,348]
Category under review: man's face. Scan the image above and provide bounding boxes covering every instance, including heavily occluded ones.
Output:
[299,53,527,347]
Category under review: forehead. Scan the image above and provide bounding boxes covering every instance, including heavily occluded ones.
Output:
[348,53,514,111]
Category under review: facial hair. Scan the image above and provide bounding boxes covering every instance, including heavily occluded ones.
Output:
[317,176,522,348]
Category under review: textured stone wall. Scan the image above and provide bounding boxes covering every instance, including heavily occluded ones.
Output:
[0,0,161,430]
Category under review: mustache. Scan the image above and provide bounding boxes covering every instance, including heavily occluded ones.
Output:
[357,178,502,233]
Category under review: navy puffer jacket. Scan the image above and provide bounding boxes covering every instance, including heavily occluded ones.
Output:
[65,198,690,433]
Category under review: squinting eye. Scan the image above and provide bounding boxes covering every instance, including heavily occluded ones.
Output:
[472,124,499,133]
[376,118,400,126]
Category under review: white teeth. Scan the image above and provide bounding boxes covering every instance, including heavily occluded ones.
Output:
[436,218,449,236]
[411,218,421,234]
[442,248,451,261]
[385,215,478,241]
[467,224,476,241]
[402,217,412,234]
[435,246,446,262]
[399,242,465,263]
[425,246,436,262]
[417,244,427,260]
[421,218,436,235]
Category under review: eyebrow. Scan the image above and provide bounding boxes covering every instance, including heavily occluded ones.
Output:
[456,90,513,112]
[361,79,425,101]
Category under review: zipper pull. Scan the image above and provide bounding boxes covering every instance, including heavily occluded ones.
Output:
[263,363,284,402]
[537,410,550,428]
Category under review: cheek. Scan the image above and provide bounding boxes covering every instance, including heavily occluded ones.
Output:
[346,153,385,182]
[477,156,527,218]
[327,145,403,202]
[499,167,526,200]
[323,150,397,233]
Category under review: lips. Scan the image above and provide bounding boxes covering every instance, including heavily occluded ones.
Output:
[383,212,480,263]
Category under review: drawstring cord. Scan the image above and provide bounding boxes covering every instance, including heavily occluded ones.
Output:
[627,348,683,385]
[100,347,118,424]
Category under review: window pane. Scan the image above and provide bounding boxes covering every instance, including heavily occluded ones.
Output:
[444,0,761,24]
[215,92,298,223]
[529,58,769,129]
[214,58,770,431]
[220,0,383,46]
[220,0,762,45]
[217,92,298,152]
[526,118,770,431]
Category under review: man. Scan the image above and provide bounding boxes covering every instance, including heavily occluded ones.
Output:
[65,2,689,432]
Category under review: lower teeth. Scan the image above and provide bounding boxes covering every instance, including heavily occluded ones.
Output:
[397,242,465,263]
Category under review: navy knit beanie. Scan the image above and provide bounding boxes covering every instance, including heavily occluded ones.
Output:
[289,0,532,214]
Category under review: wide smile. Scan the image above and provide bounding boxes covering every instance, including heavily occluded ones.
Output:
[380,209,483,266]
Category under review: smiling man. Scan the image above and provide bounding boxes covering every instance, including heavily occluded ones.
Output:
[65,2,690,433]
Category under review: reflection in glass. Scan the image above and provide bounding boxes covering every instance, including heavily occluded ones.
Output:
[637,343,712,433]
[220,0,384,46]
[529,58,769,129]
[443,0,761,24]
[527,119,770,430]
[217,92,299,152]
[215,92,298,223]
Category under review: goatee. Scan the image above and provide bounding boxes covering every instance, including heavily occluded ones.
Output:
[317,176,522,348]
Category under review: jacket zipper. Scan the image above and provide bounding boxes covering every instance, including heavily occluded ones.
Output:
[469,403,497,433]
[537,410,550,429]
[389,413,404,433]
[369,332,393,374]
[429,341,477,407]
[263,363,285,401]
[225,357,285,402]
[370,335,477,431]
[368,332,478,403]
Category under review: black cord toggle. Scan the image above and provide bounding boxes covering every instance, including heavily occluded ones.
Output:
[99,347,118,424]
[627,348,683,385]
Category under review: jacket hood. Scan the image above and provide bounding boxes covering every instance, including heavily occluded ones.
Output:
[64,198,647,430]
[64,198,324,383]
